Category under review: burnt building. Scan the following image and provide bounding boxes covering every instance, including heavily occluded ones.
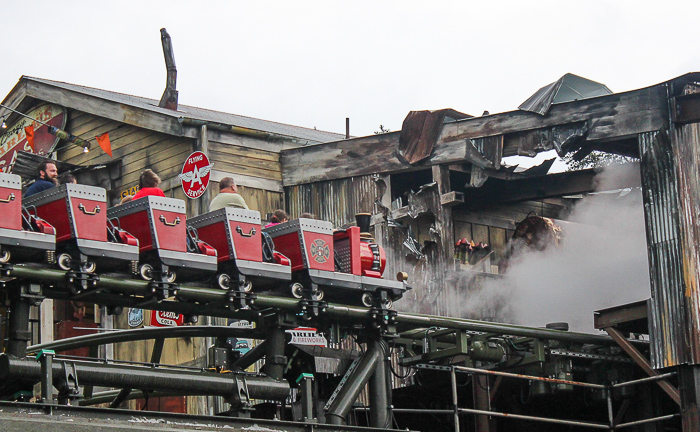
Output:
[0,68,699,431]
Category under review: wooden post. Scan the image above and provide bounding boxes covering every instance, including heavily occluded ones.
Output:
[414,165,455,313]
[431,164,455,269]
[39,299,53,344]
[196,125,210,217]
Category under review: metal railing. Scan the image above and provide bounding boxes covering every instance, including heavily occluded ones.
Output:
[392,364,680,431]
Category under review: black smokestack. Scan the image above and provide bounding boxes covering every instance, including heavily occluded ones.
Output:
[355,213,371,234]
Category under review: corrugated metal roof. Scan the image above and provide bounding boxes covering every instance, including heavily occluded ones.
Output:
[24,77,346,144]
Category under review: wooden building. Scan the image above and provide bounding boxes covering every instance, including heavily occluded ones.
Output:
[2,76,344,214]
[0,75,344,413]
[3,71,699,419]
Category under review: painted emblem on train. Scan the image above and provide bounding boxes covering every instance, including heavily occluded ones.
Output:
[309,239,330,263]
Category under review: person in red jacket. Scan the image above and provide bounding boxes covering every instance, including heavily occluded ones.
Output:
[131,169,165,200]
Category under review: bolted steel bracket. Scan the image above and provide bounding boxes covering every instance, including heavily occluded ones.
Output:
[369,307,398,336]
[147,280,177,300]
[297,299,328,321]
[58,361,81,405]
[65,270,99,295]
[225,375,253,416]
[0,262,13,279]
[226,290,257,311]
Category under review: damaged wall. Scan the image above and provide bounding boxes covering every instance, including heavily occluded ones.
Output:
[286,175,383,229]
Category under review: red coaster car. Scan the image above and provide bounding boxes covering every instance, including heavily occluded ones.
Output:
[263,216,407,307]
[23,183,137,273]
[107,196,217,282]
[0,173,56,265]
[188,208,291,292]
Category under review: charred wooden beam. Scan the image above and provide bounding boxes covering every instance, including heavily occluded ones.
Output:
[460,162,641,206]
[440,191,464,206]
[671,92,700,124]
[23,80,185,137]
[281,78,673,186]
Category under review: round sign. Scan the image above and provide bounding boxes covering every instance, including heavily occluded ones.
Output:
[179,151,213,199]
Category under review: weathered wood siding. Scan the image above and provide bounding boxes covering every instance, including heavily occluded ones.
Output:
[209,136,282,183]
[58,110,192,205]
[58,111,287,218]
[286,175,382,228]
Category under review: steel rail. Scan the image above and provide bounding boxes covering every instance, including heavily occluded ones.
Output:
[452,365,606,389]
[611,372,678,389]
[6,265,644,346]
[391,408,609,430]
[27,325,264,353]
[614,413,680,429]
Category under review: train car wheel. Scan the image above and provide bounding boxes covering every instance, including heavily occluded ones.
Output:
[291,283,304,299]
[240,280,253,292]
[313,289,324,301]
[84,261,97,273]
[139,264,153,281]
[0,248,10,264]
[383,298,393,309]
[216,273,230,289]
[166,271,177,283]
[57,253,72,271]
[361,293,374,308]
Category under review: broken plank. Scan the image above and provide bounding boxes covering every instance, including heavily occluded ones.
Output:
[440,191,464,206]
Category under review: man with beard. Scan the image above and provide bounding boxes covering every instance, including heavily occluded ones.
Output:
[25,160,58,197]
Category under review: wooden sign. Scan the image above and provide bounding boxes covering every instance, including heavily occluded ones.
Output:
[0,104,67,173]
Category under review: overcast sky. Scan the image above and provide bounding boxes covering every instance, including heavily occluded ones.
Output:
[2,1,698,145]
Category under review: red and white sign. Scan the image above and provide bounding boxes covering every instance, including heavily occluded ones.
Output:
[179,151,213,199]
[286,327,327,347]
[151,310,184,327]
[0,104,67,173]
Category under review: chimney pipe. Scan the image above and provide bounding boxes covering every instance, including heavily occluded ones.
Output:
[355,213,371,234]
[158,28,179,110]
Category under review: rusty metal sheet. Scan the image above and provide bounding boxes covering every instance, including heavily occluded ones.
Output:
[639,125,700,369]
[398,109,471,165]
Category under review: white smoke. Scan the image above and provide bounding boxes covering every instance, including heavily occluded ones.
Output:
[486,163,651,333]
